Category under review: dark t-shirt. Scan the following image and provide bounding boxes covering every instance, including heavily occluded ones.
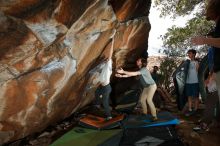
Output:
[213,20,220,72]
[151,72,159,85]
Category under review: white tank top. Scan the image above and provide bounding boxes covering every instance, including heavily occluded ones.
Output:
[186,60,198,84]
[99,59,112,86]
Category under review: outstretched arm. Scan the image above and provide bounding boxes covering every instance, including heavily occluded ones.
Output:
[116,68,141,77]
[191,37,220,48]
[107,40,114,60]
[107,30,116,60]
[115,73,129,78]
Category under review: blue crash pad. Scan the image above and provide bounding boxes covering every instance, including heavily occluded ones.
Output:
[122,111,180,128]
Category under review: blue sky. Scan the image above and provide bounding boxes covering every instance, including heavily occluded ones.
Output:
[148,4,194,56]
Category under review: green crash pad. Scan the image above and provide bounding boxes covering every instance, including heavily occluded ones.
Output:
[50,127,121,146]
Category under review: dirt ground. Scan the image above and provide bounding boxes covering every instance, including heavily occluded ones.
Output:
[167,103,220,146]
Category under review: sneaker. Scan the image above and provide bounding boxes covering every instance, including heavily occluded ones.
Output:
[193,122,209,133]
[151,116,158,122]
[185,110,194,117]
[134,104,142,110]
[195,119,202,125]
[105,116,112,121]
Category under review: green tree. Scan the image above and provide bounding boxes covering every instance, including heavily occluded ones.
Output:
[154,0,214,94]
[154,0,214,57]
[159,57,179,92]
[161,16,214,57]
[154,0,205,18]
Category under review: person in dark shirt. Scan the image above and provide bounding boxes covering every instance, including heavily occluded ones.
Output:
[191,0,220,123]
[151,66,160,85]
[151,66,172,104]
[191,0,220,100]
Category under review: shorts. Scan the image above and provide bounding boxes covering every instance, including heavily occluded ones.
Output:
[185,83,199,98]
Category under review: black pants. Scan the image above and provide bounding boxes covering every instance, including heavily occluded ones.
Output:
[202,91,219,124]
[95,84,112,117]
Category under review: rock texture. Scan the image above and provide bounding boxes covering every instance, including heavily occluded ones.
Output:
[0,0,151,144]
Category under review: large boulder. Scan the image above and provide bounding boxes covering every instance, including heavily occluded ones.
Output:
[0,0,151,144]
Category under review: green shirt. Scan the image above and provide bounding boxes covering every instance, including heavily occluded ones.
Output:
[139,67,155,87]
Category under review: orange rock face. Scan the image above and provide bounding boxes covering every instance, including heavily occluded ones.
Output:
[0,0,151,144]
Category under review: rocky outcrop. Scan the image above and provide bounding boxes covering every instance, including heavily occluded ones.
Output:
[0,0,151,144]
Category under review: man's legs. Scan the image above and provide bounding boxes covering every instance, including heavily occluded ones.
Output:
[202,91,219,124]
[146,84,157,117]
[215,72,220,122]
[101,84,112,118]
[215,72,220,101]
[188,96,193,111]
[95,86,102,106]
[140,84,157,117]
[194,97,199,111]
[140,88,149,115]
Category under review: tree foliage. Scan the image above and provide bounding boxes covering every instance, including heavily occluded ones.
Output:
[153,0,214,92]
[154,0,215,57]
[161,15,214,57]
[159,57,179,92]
[154,0,205,18]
